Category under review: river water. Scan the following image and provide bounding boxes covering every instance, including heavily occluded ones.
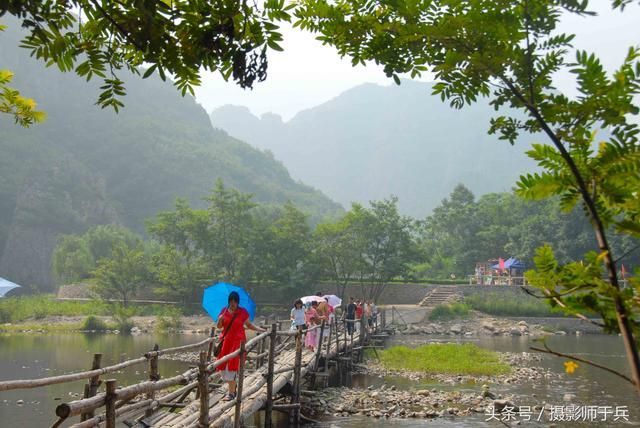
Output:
[0,332,638,427]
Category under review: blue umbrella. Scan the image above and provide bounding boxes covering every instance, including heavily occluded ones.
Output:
[202,282,256,321]
[0,277,21,298]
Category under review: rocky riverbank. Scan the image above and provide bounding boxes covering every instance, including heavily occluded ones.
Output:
[0,314,215,334]
[302,349,560,422]
[400,312,592,337]
[302,384,517,420]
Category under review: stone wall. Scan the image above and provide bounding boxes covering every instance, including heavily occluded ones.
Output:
[58,282,536,306]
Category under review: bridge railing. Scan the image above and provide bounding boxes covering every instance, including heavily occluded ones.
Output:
[0,312,387,428]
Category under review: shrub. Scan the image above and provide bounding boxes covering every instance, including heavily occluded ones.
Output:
[112,305,136,333]
[428,302,470,321]
[156,307,183,332]
[81,315,109,331]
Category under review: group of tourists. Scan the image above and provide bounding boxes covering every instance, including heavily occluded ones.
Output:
[290,292,336,352]
[213,289,378,402]
[343,296,378,335]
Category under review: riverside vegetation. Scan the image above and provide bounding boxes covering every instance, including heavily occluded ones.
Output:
[48,183,639,308]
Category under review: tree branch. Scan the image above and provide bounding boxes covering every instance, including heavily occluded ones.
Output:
[530,343,635,386]
[521,287,606,328]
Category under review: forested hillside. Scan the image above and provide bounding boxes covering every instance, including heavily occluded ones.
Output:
[210,80,538,217]
[0,22,341,292]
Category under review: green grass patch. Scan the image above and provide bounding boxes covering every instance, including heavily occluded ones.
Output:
[464,291,564,317]
[428,303,470,321]
[0,322,84,333]
[0,294,186,324]
[378,343,511,376]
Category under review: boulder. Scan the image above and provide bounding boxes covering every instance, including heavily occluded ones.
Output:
[509,328,522,336]
[450,324,463,335]
[493,399,515,413]
[482,322,495,332]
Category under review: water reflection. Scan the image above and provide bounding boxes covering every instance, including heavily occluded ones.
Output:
[0,333,638,427]
[0,333,207,427]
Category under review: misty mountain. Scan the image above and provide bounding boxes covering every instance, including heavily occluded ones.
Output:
[0,21,341,291]
[210,80,539,217]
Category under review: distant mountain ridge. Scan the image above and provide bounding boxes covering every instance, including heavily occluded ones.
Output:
[0,20,341,291]
[210,80,539,217]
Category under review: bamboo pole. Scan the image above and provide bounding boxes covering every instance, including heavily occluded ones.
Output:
[198,351,209,428]
[105,380,117,428]
[233,340,246,428]
[0,337,214,392]
[56,367,197,418]
[264,323,277,428]
[70,379,202,428]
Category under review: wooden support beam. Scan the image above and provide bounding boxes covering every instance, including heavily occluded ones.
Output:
[145,344,160,417]
[105,380,117,428]
[264,323,277,428]
[198,351,209,428]
[233,340,246,428]
[80,353,102,422]
[206,327,216,362]
[273,403,300,410]
[291,330,303,426]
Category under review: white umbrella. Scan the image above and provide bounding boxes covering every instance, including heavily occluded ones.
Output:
[300,295,325,305]
[323,294,342,308]
[0,277,21,298]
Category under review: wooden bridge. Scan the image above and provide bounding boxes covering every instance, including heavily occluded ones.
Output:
[0,312,389,428]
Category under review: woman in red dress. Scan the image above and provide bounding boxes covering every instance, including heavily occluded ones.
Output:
[216,291,265,401]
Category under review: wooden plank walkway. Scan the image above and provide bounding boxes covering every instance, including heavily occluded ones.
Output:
[0,312,387,428]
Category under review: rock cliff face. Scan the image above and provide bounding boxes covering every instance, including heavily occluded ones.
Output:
[0,158,118,291]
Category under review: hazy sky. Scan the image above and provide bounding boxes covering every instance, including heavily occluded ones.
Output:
[194,2,640,121]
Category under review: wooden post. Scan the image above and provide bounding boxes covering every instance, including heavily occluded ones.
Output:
[359,314,367,363]
[198,351,209,428]
[381,308,386,329]
[315,321,325,369]
[276,320,283,346]
[257,335,265,368]
[264,323,277,428]
[233,340,246,428]
[290,330,303,427]
[105,379,117,428]
[391,305,395,324]
[324,322,332,380]
[80,353,102,421]
[342,319,348,355]
[334,318,340,354]
[311,320,326,390]
[145,344,160,417]
[349,323,354,363]
[206,326,216,362]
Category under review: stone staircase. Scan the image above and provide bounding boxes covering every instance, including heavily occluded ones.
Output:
[419,286,461,307]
